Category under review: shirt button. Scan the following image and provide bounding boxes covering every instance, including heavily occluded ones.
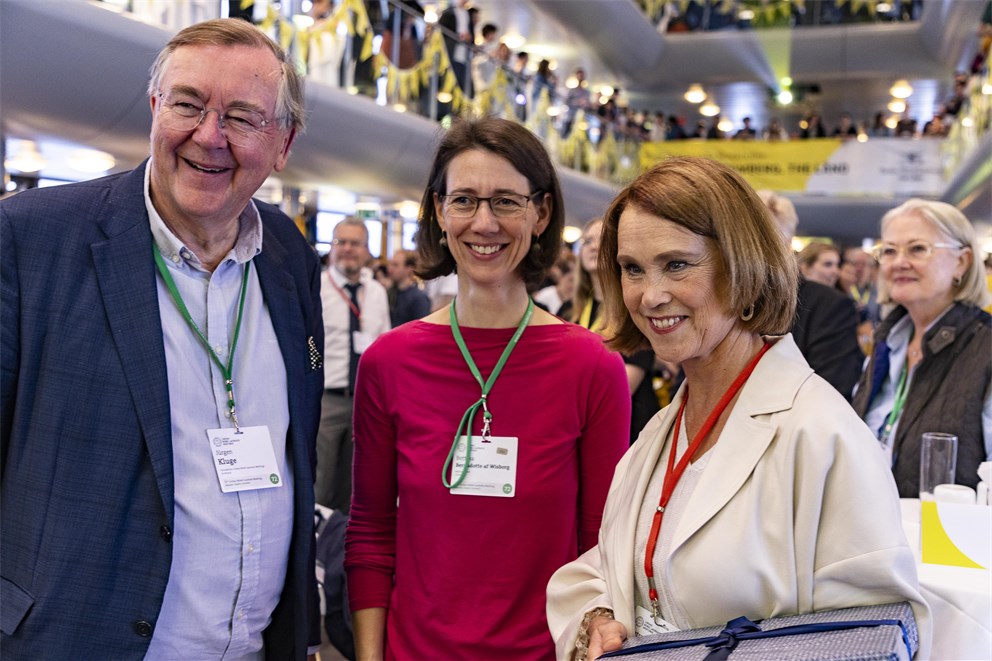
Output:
[247,543,255,554]
[214,345,224,354]
[133,620,154,637]
[237,610,245,621]
[159,524,172,542]
[171,254,181,264]
[224,410,232,418]
[180,248,192,259]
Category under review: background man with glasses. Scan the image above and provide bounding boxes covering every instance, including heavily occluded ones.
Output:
[317,218,390,513]
[1,19,323,660]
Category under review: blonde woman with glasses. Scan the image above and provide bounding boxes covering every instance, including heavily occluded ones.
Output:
[852,199,991,497]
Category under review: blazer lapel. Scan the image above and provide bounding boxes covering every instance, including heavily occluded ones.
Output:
[669,338,808,553]
[90,164,175,522]
[253,223,308,488]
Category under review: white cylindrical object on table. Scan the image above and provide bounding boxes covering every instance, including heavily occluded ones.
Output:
[933,483,976,504]
[977,462,992,484]
[977,481,989,506]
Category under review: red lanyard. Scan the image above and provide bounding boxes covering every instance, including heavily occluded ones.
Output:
[327,270,361,321]
[643,340,773,621]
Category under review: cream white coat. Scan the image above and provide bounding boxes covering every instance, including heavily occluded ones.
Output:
[547,335,931,660]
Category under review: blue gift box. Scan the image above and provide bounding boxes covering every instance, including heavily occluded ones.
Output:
[599,602,918,661]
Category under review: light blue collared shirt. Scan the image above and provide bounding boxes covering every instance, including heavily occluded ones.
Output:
[142,165,294,661]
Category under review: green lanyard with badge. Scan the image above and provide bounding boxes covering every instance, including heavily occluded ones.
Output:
[153,246,284,493]
[441,297,533,496]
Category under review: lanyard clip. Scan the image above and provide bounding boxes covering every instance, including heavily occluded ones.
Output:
[651,598,663,625]
[226,378,241,433]
[480,395,492,441]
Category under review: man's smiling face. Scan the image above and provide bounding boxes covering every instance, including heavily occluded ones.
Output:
[148,43,294,231]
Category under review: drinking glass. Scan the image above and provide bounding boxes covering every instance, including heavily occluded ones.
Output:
[919,432,958,501]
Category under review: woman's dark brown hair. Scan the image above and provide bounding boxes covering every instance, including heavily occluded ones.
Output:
[415,117,565,288]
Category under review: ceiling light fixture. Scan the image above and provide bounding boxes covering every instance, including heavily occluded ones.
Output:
[776,89,793,105]
[502,34,525,50]
[889,79,913,99]
[684,84,706,104]
[562,225,583,244]
[67,149,116,173]
[699,98,720,117]
[887,99,906,113]
[5,140,46,173]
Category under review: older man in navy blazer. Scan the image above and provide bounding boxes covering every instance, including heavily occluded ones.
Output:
[1,20,323,660]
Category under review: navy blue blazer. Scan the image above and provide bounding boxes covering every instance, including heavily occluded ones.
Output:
[0,162,324,659]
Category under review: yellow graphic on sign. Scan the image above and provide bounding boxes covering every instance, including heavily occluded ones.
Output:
[640,140,843,191]
[921,500,986,569]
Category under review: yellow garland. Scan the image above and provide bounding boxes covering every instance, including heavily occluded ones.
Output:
[560,110,592,171]
[298,0,374,67]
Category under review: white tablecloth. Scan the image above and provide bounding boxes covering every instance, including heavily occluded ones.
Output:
[900,498,992,660]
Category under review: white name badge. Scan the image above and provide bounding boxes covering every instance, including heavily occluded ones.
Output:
[449,435,518,497]
[206,425,283,493]
[634,606,680,637]
[353,330,375,354]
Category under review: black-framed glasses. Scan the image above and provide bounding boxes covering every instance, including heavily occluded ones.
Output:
[439,192,542,219]
[156,90,282,147]
[870,240,963,264]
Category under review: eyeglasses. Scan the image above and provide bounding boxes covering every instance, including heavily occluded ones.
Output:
[156,90,282,147]
[439,192,541,219]
[331,238,365,249]
[870,240,963,264]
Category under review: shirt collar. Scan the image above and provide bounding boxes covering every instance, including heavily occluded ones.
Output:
[885,303,955,351]
[329,265,370,286]
[144,161,263,270]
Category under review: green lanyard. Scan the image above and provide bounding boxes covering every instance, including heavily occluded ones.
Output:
[880,361,910,446]
[153,246,251,431]
[441,296,533,489]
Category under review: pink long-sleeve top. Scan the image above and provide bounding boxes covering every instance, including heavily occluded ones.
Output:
[345,320,631,660]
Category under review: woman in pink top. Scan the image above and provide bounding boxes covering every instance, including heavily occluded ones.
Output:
[345,117,630,660]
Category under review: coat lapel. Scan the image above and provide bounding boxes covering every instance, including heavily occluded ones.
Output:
[253,222,309,500]
[90,164,175,522]
[669,337,809,554]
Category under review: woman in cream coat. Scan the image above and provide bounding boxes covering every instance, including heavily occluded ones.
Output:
[546,157,930,660]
